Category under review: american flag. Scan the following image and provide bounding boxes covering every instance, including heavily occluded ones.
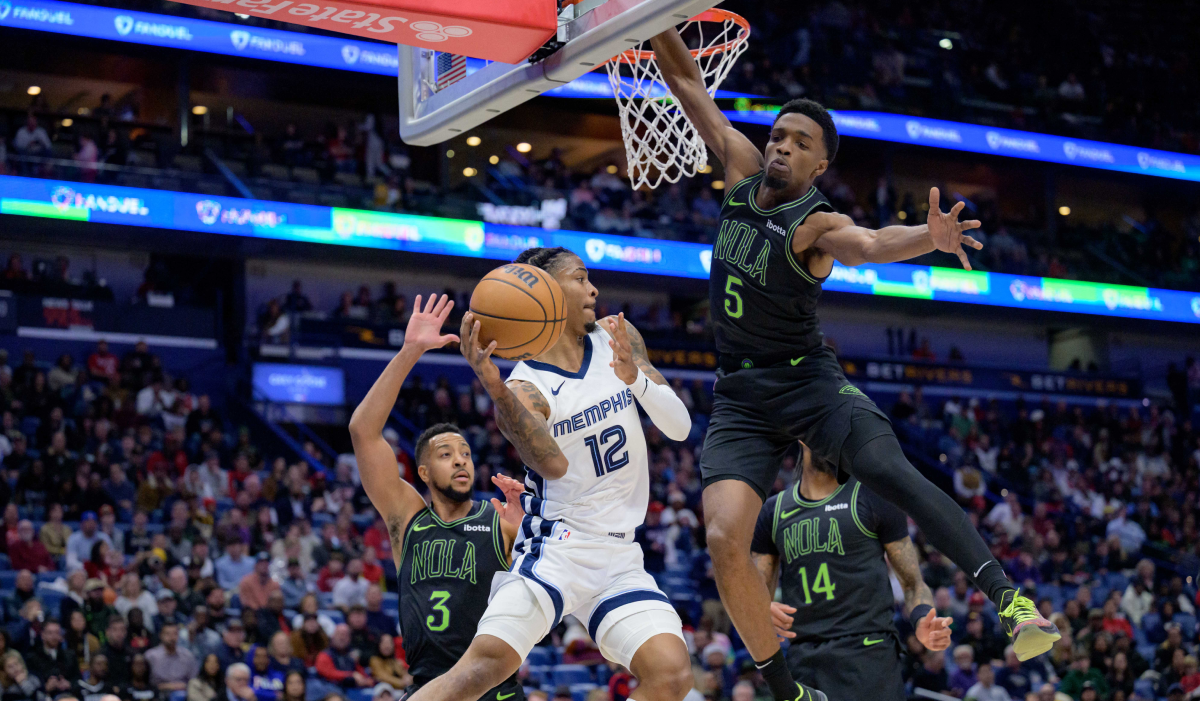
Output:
[435,52,467,91]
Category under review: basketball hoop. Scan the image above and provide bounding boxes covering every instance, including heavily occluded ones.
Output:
[605,9,750,189]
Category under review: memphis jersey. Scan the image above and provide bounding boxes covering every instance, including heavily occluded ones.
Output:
[506,326,649,540]
[709,172,834,357]
[751,477,909,643]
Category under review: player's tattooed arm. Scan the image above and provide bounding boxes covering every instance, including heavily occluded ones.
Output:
[492,379,569,480]
[603,315,668,386]
[884,536,935,615]
[753,552,781,595]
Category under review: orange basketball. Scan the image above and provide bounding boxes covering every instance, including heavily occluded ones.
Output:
[469,263,566,361]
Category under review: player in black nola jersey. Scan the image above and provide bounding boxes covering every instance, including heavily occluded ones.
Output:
[349,294,524,701]
[650,26,1060,701]
[752,444,952,701]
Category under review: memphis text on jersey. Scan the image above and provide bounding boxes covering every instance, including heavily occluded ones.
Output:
[552,387,635,438]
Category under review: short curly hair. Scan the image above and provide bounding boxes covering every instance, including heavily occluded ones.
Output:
[774,98,839,163]
[514,246,576,273]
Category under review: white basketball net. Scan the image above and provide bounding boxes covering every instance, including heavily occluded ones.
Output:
[605,11,749,189]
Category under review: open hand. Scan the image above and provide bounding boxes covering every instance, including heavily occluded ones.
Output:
[605,313,638,385]
[490,473,527,528]
[915,608,953,651]
[459,312,501,387]
[404,294,459,353]
[927,187,983,270]
[770,601,797,640]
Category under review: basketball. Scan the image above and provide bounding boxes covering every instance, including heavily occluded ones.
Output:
[469,264,566,361]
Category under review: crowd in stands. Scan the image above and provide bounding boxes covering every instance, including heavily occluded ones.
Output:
[0,318,1196,701]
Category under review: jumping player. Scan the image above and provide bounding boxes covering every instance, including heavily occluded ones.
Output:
[404,246,696,701]
[752,443,953,701]
[649,26,1060,701]
[349,294,524,701]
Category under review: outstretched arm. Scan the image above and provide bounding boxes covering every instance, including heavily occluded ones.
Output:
[460,312,568,480]
[803,187,983,268]
[604,314,692,441]
[885,536,953,651]
[349,295,460,566]
[648,28,763,183]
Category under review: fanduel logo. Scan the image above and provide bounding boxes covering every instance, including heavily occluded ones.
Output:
[116,16,194,40]
[585,238,606,263]
[905,120,962,143]
[230,30,249,50]
[1062,141,1115,164]
[0,2,11,21]
[341,44,359,64]
[825,503,849,512]
[985,131,1039,153]
[462,524,490,532]
[230,30,305,55]
[114,15,133,34]
[766,219,787,236]
[699,250,712,274]
[1136,152,1186,174]
[5,2,73,24]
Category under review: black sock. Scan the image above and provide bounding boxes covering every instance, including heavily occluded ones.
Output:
[844,419,1016,611]
[756,649,799,701]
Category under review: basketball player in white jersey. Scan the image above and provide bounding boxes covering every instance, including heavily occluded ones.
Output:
[404,246,696,701]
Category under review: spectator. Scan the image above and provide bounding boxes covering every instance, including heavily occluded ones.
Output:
[86,341,119,383]
[66,608,101,667]
[101,616,134,688]
[363,587,392,636]
[216,540,255,591]
[283,281,313,313]
[239,552,281,611]
[290,595,336,638]
[290,613,329,667]
[225,662,258,701]
[249,645,283,701]
[1058,73,1086,101]
[267,632,304,677]
[368,635,410,690]
[40,503,72,559]
[12,113,51,157]
[66,511,113,570]
[331,558,370,609]
[76,651,120,700]
[26,619,78,695]
[256,591,291,642]
[965,663,1011,701]
[215,620,247,670]
[315,624,373,689]
[281,671,306,701]
[1060,651,1109,700]
[280,559,311,609]
[949,645,978,697]
[188,653,224,701]
[8,519,53,572]
[154,588,187,631]
[3,569,37,621]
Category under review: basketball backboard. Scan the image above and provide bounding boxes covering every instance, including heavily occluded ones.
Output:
[398,0,724,146]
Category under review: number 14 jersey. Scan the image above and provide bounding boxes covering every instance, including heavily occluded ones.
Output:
[751,476,909,643]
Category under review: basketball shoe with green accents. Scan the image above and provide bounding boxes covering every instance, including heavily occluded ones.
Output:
[787,683,828,701]
[999,588,1061,660]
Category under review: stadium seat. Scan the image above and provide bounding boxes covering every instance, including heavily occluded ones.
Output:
[170,691,188,701]
[0,571,16,590]
[1136,644,1158,664]
[552,664,593,686]
[1174,613,1197,638]
[570,683,598,701]
[1134,678,1155,700]
[316,592,334,609]
[321,609,345,625]
[527,646,556,667]
[593,663,610,685]
[38,588,66,613]
[526,665,549,685]
[1106,572,1130,592]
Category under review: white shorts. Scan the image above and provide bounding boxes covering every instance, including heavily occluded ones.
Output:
[475,519,682,668]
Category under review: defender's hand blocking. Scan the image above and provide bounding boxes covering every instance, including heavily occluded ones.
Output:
[460,312,502,386]
[606,313,639,385]
[405,294,459,353]
[489,473,527,528]
[770,601,797,640]
[915,608,953,651]
[927,187,984,271]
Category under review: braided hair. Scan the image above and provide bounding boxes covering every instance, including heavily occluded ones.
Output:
[514,246,573,273]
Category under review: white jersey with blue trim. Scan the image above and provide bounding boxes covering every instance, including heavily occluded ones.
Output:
[505,326,649,540]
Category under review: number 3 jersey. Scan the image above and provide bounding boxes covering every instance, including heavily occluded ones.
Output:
[751,476,909,643]
[396,501,512,684]
[506,326,650,541]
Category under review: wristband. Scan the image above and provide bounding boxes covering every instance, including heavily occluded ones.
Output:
[909,604,934,631]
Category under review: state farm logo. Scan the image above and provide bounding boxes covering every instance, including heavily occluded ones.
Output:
[410,20,471,42]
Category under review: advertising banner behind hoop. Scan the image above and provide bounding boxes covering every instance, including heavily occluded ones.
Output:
[171,0,557,63]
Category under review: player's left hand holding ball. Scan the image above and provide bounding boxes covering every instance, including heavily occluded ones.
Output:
[404,294,460,353]
[915,608,953,651]
[927,187,984,271]
[605,313,638,385]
